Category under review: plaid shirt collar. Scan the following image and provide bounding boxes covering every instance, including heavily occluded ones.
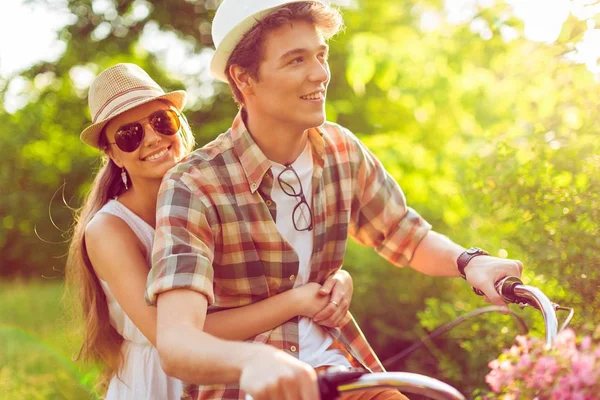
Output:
[231,110,326,193]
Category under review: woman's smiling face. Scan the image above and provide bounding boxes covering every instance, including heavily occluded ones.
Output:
[104,100,186,183]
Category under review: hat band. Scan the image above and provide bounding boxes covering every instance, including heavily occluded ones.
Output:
[93,87,166,123]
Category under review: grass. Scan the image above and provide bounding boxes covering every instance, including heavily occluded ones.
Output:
[0,280,101,399]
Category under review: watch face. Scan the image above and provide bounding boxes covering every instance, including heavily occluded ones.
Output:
[467,247,481,255]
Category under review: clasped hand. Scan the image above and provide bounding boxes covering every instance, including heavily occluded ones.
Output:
[294,269,353,328]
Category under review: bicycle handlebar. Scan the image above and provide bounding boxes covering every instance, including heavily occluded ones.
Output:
[246,276,570,400]
[318,369,466,400]
[491,276,561,349]
[316,276,571,398]
[245,370,466,400]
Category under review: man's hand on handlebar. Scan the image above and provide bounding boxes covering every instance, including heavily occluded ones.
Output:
[463,256,524,309]
[240,346,318,400]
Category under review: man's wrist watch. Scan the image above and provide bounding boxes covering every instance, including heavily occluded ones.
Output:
[457,247,490,279]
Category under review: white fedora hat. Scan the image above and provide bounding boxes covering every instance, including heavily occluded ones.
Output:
[210,0,326,82]
[80,63,187,149]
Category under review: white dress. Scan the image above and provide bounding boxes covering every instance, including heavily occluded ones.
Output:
[94,199,183,400]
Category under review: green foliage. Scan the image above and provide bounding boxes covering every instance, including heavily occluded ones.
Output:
[2,0,600,397]
[0,280,100,399]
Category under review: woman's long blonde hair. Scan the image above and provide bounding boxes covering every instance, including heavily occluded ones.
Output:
[65,103,195,389]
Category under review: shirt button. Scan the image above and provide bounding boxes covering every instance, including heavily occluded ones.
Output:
[289,274,295,281]
[266,200,272,206]
[251,182,257,189]
[290,345,297,352]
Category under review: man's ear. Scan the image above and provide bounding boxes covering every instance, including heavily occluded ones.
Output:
[229,64,255,98]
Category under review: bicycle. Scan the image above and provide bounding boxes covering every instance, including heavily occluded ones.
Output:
[263,276,574,400]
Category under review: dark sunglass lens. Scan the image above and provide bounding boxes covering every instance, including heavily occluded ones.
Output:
[150,110,180,136]
[115,123,143,152]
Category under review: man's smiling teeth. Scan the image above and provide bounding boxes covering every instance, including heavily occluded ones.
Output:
[144,148,168,161]
[301,92,323,100]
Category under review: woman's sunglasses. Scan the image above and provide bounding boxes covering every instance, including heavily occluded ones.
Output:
[106,109,181,153]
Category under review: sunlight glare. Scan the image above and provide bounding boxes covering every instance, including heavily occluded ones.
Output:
[0,0,73,78]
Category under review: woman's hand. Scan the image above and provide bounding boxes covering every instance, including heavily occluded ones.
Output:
[293,282,330,319]
[314,269,353,328]
[293,270,354,328]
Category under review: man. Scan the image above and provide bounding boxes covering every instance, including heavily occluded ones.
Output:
[146,1,524,399]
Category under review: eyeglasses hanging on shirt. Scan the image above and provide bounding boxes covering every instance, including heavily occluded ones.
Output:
[276,164,314,232]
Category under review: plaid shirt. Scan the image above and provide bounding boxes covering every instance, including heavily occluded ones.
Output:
[146,112,431,400]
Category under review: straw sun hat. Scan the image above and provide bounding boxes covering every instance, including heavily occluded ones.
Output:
[80,63,187,149]
[210,0,325,82]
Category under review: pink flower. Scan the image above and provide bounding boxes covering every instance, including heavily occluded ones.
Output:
[571,354,597,386]
[485,360,512,393]
[515,335,531,353]
[527,356,559,390]
[508,345,521,357]
[580,336,592,351]
[555,329,577,356]
[551,383,571,400]
[485,371,503,393]
[484,324,600,399]
[515,353,532,372]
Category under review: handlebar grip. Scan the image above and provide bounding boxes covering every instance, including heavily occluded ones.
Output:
[318,368,368,400]
[471,276,524,299]
[495,276,525,303]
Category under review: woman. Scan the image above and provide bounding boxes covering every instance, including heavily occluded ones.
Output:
[66,63,354,399]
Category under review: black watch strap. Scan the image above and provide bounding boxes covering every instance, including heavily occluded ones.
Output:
[457,247,489,279]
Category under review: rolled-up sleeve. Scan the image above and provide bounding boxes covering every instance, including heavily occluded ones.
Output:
[145,171,215,306]
[346,129,431,266]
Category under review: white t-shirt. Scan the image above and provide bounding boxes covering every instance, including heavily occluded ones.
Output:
[270,143,351,368]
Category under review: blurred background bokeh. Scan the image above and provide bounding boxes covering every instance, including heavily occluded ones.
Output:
[1,0,600,398]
